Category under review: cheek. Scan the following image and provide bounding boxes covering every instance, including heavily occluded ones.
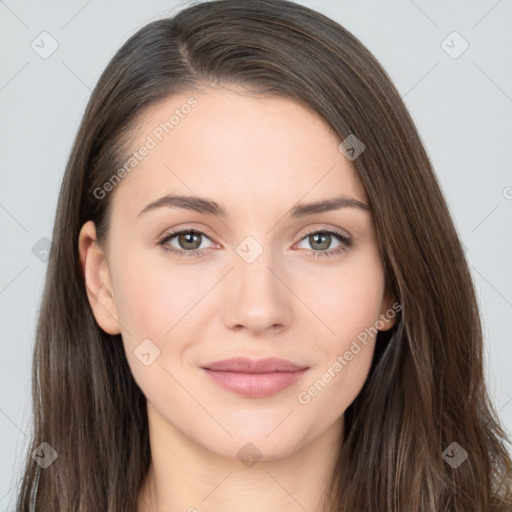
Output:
[109,258,185,398]
[111,251,208,341]
[296,250,385,412]
[110,253,215,391]
[303,250,386,343]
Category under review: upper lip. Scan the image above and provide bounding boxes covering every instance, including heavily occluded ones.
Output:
[201,357,309,373]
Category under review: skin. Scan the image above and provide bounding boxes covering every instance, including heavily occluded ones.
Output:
[78,84,396,512]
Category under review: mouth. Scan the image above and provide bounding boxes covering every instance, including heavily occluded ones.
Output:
[200,357,310,398]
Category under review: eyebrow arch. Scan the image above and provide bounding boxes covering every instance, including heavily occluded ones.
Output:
[137,194,370,218]
[290,196,370,216]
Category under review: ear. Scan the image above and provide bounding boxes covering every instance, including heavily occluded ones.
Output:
[378,286,398,332]
[78,220,121,335]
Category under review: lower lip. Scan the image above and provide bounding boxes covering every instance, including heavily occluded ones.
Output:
[202,368,309,398]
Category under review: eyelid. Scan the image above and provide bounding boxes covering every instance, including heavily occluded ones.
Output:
[157,223,221,245]
[296,224,351,241]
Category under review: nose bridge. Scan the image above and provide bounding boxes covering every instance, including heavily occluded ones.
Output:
[222,233,291,333]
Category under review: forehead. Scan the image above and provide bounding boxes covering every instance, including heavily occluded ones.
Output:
[109,85,368,218]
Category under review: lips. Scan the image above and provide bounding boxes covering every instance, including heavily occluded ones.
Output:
[202,356,308,373]
[200,357,310,398]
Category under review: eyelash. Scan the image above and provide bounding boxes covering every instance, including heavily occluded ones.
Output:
[157,227,351,260]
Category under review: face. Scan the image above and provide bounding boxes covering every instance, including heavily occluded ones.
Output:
[79,84,396,462]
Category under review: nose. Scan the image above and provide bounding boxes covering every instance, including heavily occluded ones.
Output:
[221,247,292,336]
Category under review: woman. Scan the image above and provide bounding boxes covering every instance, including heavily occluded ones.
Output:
[15,0,512,510]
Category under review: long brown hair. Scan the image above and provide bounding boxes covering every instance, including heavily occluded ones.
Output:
[14,0,512,510]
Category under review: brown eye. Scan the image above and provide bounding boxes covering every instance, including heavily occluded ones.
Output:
[158,229,214,258]
[176,231,203,250]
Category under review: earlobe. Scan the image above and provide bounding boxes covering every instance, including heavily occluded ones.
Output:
[78,220,121,335]
[378,289,398,332]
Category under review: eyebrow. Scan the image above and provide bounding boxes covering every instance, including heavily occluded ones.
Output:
[137,194,370,218]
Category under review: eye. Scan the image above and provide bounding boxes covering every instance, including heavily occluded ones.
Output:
[295,228,351,259]
[157,227,351,259]
[157,228,215,258]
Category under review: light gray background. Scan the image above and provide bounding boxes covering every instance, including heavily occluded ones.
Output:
[1,0,511,508]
